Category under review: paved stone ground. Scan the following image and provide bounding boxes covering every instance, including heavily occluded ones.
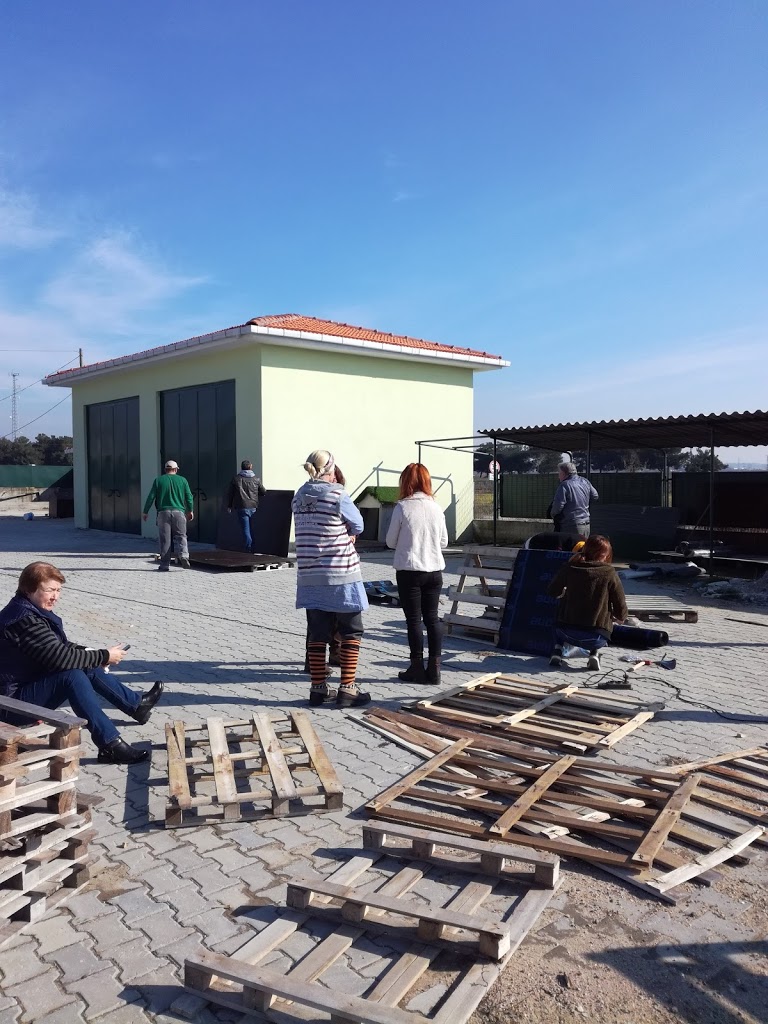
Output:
[0,517,765,1024]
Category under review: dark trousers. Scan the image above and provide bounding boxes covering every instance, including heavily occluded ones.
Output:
[306,609,364,644]
[237,508,257,552]
[157,509,189,565]
[11,667,140,748]
[396,570,443,659]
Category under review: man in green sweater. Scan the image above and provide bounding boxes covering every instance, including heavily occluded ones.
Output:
[143,460,195,572]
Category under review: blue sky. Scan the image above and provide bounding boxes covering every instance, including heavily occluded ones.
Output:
[1,1,766,459]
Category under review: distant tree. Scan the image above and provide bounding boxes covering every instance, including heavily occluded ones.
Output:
[684,448,727,472]
[33,434,73,465]
[0,436,37,464]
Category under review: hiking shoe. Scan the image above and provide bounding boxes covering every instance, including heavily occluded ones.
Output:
[587,651,601,671]
[549,646,563,667]
[336,688,372,708]
[309,686,338,706]
[157,564,170,572]
[179,557,191,569]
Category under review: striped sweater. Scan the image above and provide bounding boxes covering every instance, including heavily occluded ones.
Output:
[292,480,363,586]
[0,593,108,697]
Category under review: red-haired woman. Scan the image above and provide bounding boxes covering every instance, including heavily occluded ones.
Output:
[386,463,448,684]
[547,535,627,671]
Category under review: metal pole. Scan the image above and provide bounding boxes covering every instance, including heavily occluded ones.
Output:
[418,442,422,465]
[709,429,715,573]
[662,451,668,508]
[493,435,498,546]
[586,431,592,477]
[78,348,83,368]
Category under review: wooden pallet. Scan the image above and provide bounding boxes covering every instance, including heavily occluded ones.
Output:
[443,546,517,644]
[656,746,768,828]
[404,673,655,753]
[164,711,343,827]
[184,825,559,1023]
[625,595,699,623]
[364,729,765,900]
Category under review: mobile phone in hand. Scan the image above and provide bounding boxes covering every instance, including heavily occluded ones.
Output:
[120,644,131,651]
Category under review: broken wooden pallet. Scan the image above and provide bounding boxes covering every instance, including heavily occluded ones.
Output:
[364,728,765,900]
[404,673,655,753]
[625,595,699,623]
[185,825,559,1023]
[164,711,343,827]
[656,745,768,829]
[443,546,517,644]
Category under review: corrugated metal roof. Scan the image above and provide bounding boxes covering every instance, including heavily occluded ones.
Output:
[479,411,768,450]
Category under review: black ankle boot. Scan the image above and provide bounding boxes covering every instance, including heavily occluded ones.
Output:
[129,680,164,725]
[97,738,149,764]
[398,656,426,682]
[426,656,441,685]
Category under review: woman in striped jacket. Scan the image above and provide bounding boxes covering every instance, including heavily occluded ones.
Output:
[0,562,163,764]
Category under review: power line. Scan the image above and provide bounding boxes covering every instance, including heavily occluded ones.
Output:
[1,394,71,440]
[0,356,80,405]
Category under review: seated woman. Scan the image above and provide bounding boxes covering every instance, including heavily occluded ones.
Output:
[0,562,164,764]
[547,535,627,671]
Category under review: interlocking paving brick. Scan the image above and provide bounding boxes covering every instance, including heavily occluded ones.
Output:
[64,968,141,1021]
[44,941,107,984]
[5,967,78,1021]
[0,521,765,1024]
[0,940,49,986]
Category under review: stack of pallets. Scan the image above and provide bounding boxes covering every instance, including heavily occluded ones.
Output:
[0,696,94,944]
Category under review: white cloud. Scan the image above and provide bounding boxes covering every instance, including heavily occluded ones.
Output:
[42,231,207,332]
[0,187,65,249]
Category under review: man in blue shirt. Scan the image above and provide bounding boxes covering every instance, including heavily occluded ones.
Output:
[550,462,598,539]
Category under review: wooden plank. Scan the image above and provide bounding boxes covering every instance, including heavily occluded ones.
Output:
[441,613,502,633]
[366,946,439,1008]
[599,711,656,748]
[367,739,472,812]
[631,774,701,866]
[166,722,191,809]
[0,696,84,729]
[252,714,297,803]
[456,567,516,581]
[647,826,766,893]
[461,544,520,558]
[446,588,506,608]
[185,951,434,1024]
[205,719,238,805]
[287,876,510,960]
[290,711,344,806]
[489,757,578,836]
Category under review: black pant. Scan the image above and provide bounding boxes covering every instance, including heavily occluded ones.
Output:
[396,570,443,658]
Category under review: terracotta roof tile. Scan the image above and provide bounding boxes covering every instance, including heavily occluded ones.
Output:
[45,313,504,382]
[248,314,501,360]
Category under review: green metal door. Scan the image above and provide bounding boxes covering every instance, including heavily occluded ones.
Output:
[86,397,141,534]
[159,380,236,544]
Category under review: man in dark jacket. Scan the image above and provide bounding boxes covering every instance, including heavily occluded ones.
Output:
[227,460,266,553]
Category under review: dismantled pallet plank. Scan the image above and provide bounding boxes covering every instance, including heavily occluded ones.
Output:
[366,741,763,896]
[164,712,343,827]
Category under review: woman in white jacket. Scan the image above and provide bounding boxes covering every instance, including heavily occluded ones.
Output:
[386,463,448,684]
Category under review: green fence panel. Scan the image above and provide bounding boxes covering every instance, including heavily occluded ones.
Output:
[500,472,662,519]
[671,472,768,528]
[0,466,73,488]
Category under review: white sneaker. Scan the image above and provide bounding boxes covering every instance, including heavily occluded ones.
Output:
[587,651,601,671]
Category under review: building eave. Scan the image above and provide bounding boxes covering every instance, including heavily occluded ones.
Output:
[44,324,509,387]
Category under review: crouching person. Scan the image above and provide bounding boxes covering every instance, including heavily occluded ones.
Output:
[0,562,164,764]
[547,535,627,671]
